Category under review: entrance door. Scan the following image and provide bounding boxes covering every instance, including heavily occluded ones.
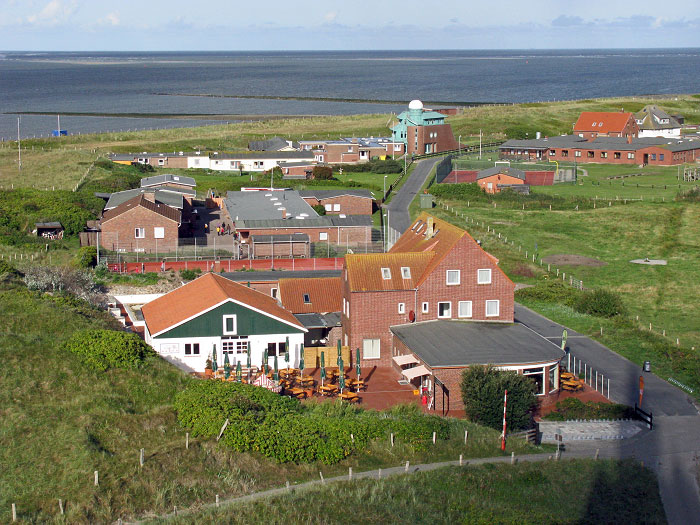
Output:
[643,153,649,165]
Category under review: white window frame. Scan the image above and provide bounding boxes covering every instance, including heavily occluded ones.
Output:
[398,303,405,314]
[477,269,492,285]
[319,232,328,241]
[421,302,429,313]
[184,342,200,356]
[458,301,473,318]
[271,287,278,298]
[324,204,332,211]
[154,227,165,239]
[446,270,460,286]
[333,203,340,212]
[401,267,411,279]
[381,268,391,280]
[134,227,145,239]
[485,300,500,317]
[363,338,380,360]
[222,314,237,335]
[437,301,452,318]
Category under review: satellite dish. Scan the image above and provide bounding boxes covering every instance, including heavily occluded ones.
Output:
[408,310,416,322]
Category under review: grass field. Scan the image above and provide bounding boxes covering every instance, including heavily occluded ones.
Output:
[153,460,665,524]
[0,277,549,524]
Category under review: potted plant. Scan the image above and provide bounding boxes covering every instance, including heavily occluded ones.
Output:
[204,357,213,378]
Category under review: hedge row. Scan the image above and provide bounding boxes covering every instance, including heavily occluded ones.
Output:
[174,381,450,464]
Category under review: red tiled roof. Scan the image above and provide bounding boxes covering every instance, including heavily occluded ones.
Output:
[345,252,434,292]
[278,277,342,313]
[142,272,304,336]
[574,112,634,134]
[101,195,181,223]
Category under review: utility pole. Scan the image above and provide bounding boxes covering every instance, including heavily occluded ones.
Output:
[479,129,482,159]
[17,117,21,172]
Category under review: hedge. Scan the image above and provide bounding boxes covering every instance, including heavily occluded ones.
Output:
[62,329,153,371]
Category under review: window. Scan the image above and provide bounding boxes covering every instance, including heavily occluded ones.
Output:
[398,303,405,314]
[267,341,287,357]
[401,267,411,279]
[158,158,165,166]
[628,152,635,159]
[438,302,452,318]
[614,152,621,159]
[154,227,165,239]
[485,300,500,317]
[184,343,200,356]
[319,232,328,241]
[651,154,657,161]
[222,338,249,355]
[600,152,608,158]
[222,315,237,335]
[561,150,568,158]
[381,268,391,280]
[446,270,460,286]
[477,269,492,284]
[303,293,311,304]
[575,150,581,157]
[333,204,341,212]
[134,227,145,239]
[587,151,595,158]
[549,150,555,156]
[659,154,664,161]
[363,338,380,359]
[421,302,429,313]
[458,301,472,318]
[324,204,332,211]
[549,365,558,393]
[524,367,545,395]
[271,288,278,298]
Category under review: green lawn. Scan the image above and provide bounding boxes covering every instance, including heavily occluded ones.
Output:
[153,460,665,524]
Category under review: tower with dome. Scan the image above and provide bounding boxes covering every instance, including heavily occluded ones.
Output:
[391,99,460,155]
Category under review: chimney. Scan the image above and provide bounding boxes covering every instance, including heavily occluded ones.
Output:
[281,207,287,219]
[425,217,434,238]
[143,191,156,203]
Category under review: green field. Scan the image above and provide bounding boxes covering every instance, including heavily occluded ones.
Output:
[153,460,665,524]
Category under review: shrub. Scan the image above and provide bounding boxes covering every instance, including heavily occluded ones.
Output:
[515,280,582,306]
[312,204,326,216]
[460,366,537,432]
[0,260,22,277]
[180,268,202,281]
[370,159,402,174]
[131,162,155,173]
[431,183,484,200]
[24,265,105,307]
[73,246,98,268]
[312,166,334,180]
[543,398,635,421]
[574,289,627,318]
[62,329,153,371]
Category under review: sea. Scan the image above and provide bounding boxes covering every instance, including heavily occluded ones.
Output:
[2,49,700,140]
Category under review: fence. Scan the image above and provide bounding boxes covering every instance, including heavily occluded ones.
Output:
[434,155,454,184]
[567,354,611,400]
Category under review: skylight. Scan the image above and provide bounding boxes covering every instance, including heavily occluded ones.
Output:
[381,268,391,280]
[303,293,311,304]
[401,267,411,279]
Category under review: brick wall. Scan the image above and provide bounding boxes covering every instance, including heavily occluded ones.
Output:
[239,225,372,245]
[407,124,458,155]
[100,207,180,252]
[251,241,310,258]
[302,196,374,215]
[477,174,526,194]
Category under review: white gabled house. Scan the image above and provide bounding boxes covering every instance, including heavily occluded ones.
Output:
[141,273,306,373]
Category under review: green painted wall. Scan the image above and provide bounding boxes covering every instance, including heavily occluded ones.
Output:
[157,300,303,338]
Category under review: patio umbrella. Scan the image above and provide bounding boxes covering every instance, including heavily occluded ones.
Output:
[273,354,279,382]
[285,337,290,372]
[320,351,326,387]
[336,339,342,367]
[355,347,361,392]
[338,356,345,394]
[236,361,242,382]
[263,348,269,375]
[247,351,252,382]
[223,352,230,380]
[299,344,305,382]
[211,348,218,373]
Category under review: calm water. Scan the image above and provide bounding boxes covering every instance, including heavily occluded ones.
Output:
[2,49,699,139]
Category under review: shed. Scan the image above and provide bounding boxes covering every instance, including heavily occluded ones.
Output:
[35,222,64,239]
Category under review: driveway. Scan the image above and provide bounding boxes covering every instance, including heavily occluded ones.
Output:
[515,303,700,525]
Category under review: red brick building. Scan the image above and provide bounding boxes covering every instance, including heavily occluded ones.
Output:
[342,213,515,369]
[100,194,181,253]
[299,189,375,216]
[391,100,460,155]
[298,137,404,164]
[573,111,639,140]
[236,216,374,247]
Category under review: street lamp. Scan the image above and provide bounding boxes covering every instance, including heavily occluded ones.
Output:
[383,175,388,199]
[458,135,461,156]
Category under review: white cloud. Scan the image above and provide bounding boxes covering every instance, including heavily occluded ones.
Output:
[97,12,120,26]
[324,11,337,23]
[26,0,78,26]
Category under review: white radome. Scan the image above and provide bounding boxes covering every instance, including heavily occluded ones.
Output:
[408,99,424,110]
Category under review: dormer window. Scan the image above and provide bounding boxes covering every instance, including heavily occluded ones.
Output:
[303,293,311,304]
[401,267,411,279]
[381,268,391,280]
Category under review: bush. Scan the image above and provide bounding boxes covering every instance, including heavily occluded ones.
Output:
[431,183,484,200]
[73,246,98,268]
[543,398,635,421]
[24,265,105,307]
[515,280,582,306]
[574,289,627,318]
[0,260,22,277]
[62,329,153,371]
[312,166,334,180]
[131,162,155,173]
[460,366,538,432]
[312,204,326,216]
[180,268,202,281]
[370,159,402,174]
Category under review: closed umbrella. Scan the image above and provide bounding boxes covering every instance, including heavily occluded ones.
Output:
[337,339,342,367]
[273,354,279,382]
[223,352,230,380]
[247,351,252,382]
[355,347,361,392]
[299,344,305,385]
[263,348,269,375]
[211,348,218,374]
[320,351,326,387]
[338,356,345,394]
[236,361,242,382]
[285,337,290,373]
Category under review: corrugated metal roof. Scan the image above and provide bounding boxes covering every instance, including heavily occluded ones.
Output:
[345,252,434,292]
[391,320,564,367]
[142,273,304,336]
[278,277,342,314]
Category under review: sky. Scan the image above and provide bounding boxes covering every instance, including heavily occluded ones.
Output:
[0,0,699,50]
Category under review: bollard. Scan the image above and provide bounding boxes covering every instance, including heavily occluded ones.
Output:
[391,433,394,447]
[286,481,291,491]
[405,461,410,472]
[58,499,64,515]
[351,433,354,443]
[349,467,353,480]
[378,468,382,479]
[12,503,17,522]
[464,430,469,445]
[511,452,516,464]
[216,494,220,507]
[186,432,189,449]
[94,470,99,486]
[140,448,144,467]
[432,431,436,445]
[595,449,600,460]
[320,471,325,484]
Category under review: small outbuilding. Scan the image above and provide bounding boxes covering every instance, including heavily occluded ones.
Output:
[34,222,64,239]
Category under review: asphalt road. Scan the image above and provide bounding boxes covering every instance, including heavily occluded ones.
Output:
[385,156,444,234]
[515,303,700,525]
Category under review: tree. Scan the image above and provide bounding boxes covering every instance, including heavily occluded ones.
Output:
[312,204,326,216]
[460,365,538,432]
[312,166,334,180]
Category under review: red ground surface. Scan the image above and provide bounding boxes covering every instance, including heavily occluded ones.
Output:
[110,257,344,274]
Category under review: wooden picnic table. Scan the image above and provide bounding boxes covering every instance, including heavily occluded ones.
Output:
[346,378,366,390]
[318,384,338,396]
[562,379,584,391]
[280,368,299,378]
[339,391,360,403]
[287,387,307,399]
